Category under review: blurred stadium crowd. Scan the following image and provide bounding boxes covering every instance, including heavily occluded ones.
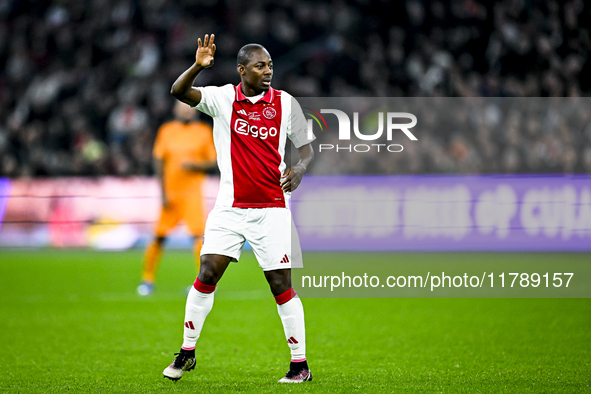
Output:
[1,0,590,177]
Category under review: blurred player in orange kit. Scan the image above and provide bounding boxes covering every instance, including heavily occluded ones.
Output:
[137,101,217,296]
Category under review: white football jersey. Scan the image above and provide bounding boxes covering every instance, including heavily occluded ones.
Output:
[195,83,314,208]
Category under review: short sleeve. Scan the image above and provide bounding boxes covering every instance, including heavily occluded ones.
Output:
[287,96,315,148]
[194,85,233,118]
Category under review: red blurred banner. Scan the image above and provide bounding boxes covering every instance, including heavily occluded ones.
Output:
[0,177,219,249]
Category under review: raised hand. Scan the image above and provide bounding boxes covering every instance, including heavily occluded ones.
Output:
[196,34,216,68]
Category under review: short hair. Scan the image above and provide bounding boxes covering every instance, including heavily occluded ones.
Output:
[237,44,267,66]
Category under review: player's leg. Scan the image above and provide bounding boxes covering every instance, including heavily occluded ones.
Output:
[182,254,231,349]
[265,269,311,383]
[138,203,180,295]
[184,195,206,276]
[163,254,232,381]
[246,208,311,383]
[181,236,204,294]
[138,236,167,296]
[164,206,246,381]
[192,236,203,273]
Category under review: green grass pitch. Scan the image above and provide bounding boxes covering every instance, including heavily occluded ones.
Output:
[0,249,589,393]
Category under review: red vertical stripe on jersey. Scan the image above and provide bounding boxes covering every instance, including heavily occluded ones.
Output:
[230,85,285,208]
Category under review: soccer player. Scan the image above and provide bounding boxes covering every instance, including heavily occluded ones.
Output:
[162,34,315,383]
[137,101,217,296]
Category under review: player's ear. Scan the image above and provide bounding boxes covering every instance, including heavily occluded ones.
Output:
[237,64,245,75]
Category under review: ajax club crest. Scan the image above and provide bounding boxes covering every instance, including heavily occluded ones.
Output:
[263,107,276,119]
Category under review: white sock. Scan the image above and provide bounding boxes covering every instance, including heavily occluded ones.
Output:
[181,286,214,350]
[277,296,306,361]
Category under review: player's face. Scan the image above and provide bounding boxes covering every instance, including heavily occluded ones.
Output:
[241,49,273,92]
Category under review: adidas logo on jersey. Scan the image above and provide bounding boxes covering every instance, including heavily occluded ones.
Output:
[237,109,247,115]
[280,254,289,264]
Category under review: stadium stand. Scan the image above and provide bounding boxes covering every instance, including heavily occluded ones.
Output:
[1,0,590,176]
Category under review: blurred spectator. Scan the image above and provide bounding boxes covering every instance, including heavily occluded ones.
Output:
[106,81,149,146]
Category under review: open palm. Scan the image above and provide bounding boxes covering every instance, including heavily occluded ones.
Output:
[196,34,216,68]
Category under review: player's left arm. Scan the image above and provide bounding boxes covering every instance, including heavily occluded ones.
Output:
[282,95,315,192]
[281,143,314,192]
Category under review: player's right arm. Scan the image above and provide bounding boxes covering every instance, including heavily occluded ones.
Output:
[170,34,216,107]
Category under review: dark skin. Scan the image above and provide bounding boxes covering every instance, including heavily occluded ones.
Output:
[171,34,314,296]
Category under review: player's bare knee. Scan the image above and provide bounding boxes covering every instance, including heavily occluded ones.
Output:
[197,264,219,285]
[265,272,291,296]
[198,255,230,285]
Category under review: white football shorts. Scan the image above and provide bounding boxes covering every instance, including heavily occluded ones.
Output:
[200,206,303,271]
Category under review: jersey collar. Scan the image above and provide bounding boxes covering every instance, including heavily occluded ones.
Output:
[235,83,275,104]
